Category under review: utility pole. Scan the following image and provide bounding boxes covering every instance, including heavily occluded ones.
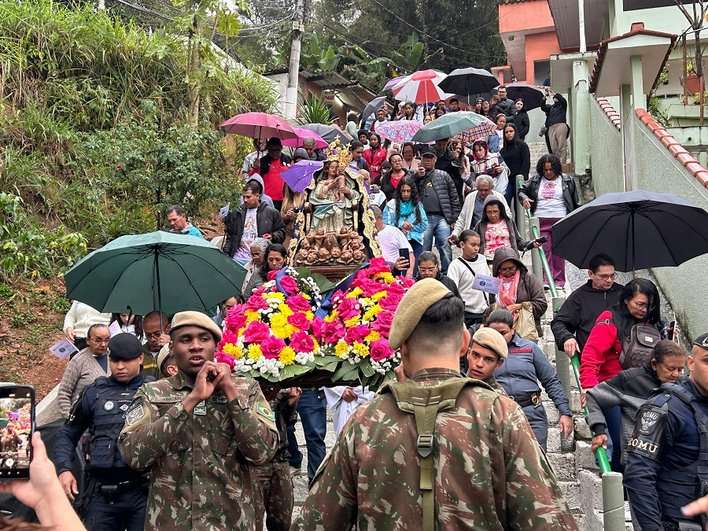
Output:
[285,0,306,120]
[97,0,105,9]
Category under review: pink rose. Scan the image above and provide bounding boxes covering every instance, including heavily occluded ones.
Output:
[225,308,247,331]
[290,331,315,353]
[372,310,394,336]
[261,336,286,359]
[288,312,311,331]
[244,321,270,343]
[322,321,346,344]
[215,351,235,369]
[221,329,239,346]
[246,294,268,311]
[380,293,402,312]
[287,295,312,312]
[370,339,393,362]
[337,298,360,320]
[279,275,298,295]
[358,278,383,297]
[366,257,390,276]
[345,325,369,344]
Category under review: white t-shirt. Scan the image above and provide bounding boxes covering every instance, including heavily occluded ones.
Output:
[233,208,258,263]
[534,177,567,219]
[446,255,491,314]
[376,225,412,265]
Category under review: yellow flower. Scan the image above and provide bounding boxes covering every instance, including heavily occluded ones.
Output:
[279,346,296,366]
[372,290,388,302]
[324,311,339,323]
[222,343,244,359]
[347,287,363,299]
[247,344,263,360]
[267,292,285,302]
[344,315,361,328]
[244,309,259,323]
[335,340,350,358]
[352,342,369,358]
[375,272,395,283]
[278,303,294,317]
[305,311,314,321]
[365,330,381,343]
[270,313,295,339]
[363,304,382,322]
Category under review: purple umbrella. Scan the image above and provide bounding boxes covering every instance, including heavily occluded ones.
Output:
[383,75,405,92]
[281,160,324,193]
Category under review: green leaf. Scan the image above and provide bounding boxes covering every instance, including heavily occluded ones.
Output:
[359,359,375,378]
[279,364,312,380]
[216,11,241,37]
[313,355,341,372]
[333,362,359,382]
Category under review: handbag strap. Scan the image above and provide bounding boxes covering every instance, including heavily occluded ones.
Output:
[456,258,489,304]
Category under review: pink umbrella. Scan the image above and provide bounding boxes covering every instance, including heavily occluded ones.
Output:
[219,112,298,140]
[282,127,328,149]
[375,120,423,144]
[393,70,450,104]
[383,75,405,92]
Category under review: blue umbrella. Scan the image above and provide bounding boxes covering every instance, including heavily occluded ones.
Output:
[282,160,324,193]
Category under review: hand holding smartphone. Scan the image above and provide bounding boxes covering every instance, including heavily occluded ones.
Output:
[0,384,35,480]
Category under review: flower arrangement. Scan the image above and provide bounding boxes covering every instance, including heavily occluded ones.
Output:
[216,259,412,387]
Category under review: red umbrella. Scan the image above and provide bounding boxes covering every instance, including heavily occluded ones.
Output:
[219,112,298,140]
[393,70,451,104]
[282,127,328,149]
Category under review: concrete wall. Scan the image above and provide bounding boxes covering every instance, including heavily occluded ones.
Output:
[525,31,561,84]
[627,112,708,340]
[589,97,624,194]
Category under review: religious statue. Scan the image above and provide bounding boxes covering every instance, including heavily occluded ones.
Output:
[288,139,379,271]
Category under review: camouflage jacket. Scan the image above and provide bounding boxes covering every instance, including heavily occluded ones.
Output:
[118,371,278,531]
[293,368,577,531]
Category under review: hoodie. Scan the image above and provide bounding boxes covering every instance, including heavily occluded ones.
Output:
[492,247,547,333]
[550,280,624,352]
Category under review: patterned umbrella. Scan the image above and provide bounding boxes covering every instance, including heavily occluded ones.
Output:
[411,111,494,143]
[375,120,423,144]
[282,127,328,149]
[392,69,450,104]
[455,120,498,145]
[281,160,324,193]
[219,112,297,140]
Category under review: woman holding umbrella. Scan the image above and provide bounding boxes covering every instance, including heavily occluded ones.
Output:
[519,154,579,289]
[511,99,530,140]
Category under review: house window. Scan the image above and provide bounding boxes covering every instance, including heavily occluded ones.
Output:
[534,60,551,86]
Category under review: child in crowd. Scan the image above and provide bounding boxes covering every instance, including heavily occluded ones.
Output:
[446,230,492,328]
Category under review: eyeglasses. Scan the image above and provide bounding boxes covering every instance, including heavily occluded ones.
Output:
[594,273,617,280]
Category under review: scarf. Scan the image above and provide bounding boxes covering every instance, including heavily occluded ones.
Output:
[398,200,414,218]
[498,270,521,307]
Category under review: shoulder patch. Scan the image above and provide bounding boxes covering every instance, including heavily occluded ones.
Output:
[637,409,661,435]
[125,403,146,427]
[256,402,275,423]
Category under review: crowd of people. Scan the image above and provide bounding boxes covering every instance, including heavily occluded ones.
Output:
[3,86,707,531]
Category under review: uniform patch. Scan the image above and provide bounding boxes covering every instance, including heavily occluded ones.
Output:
[120,403,129,412]
[125,404,145,427]
[194,401,207,416]
[256,403,275,422]
[638,410,660,435]
[104,400,115,411]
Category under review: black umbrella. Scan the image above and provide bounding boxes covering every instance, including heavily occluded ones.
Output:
[505,83,546,110]
[439,67,499,97]
[301,123,353,143]
[551,190,708,272]
[360,96,387,122]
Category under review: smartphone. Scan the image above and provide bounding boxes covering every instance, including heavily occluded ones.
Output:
[398,248,410,261]
[0,384,35,479]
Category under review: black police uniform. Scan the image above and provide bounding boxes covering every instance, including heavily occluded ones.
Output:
[624,378,708,530]
[54,370,148,530]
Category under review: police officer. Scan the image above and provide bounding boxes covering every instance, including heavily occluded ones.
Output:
[624,332,708,530]
[54,333,148,531]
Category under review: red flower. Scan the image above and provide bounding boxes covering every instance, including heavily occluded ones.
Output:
[267,270,278,281]
[366,257,390,276]
[345,325,369,344]
[261,336,286,359]
[322,321,346,344]
[244,321,270,343]
[287,295,312,312]
[291,331,315,353]
[279,275,299,295]
[221,329,239,346]
[311,317,325,341]
[372,310,394,336]
[246,294,268,311]
[370,339,393,361]
[225,307,247,331]
[215,351,235,368]
[337,298,360,320]
[288,312,311,330]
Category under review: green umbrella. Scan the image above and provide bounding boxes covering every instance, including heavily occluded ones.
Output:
[411,111,492,143]
[65,231,246,315]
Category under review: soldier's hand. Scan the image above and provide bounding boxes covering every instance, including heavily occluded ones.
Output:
[341,387,357,403]
[287,387,302,407]
[214,363,237,400]
[58,471,78,501]
[189,361,221,403]
[591,434,608,453]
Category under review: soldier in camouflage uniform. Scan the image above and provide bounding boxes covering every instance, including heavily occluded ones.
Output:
[253,385,301,531]
[118,311,278,531]
[293,279,577,531]
[466,326,508,393]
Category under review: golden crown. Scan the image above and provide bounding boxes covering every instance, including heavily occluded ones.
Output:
[325,138,353,168]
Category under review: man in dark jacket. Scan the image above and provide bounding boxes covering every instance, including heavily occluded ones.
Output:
[494,86,515,118]
[550,254,623,357]
[223,181,285,262]
[540,89,569,162]
[415,148,461,274]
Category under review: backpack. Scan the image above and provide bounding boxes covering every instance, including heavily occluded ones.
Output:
[380,378,492,531]
[620,323,661,369]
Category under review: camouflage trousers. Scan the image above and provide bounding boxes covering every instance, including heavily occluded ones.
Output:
[252,460,293,531]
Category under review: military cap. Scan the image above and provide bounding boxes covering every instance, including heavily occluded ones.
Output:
[170,311,222,341]
[108,333,144,360]
[157,343,172,372]
[389,278,452,349]
[472,327,508,360]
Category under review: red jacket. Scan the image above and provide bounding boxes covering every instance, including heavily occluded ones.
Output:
[579,310,624,389]
[363,147,388,183]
